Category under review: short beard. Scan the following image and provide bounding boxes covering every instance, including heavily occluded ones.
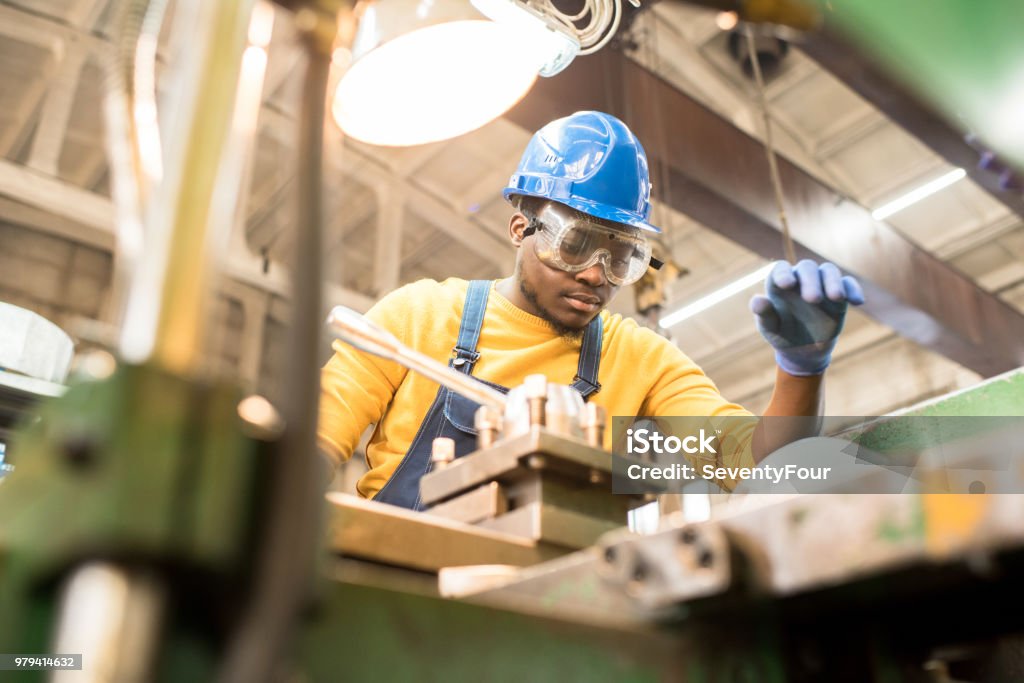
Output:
[519,276,586,342]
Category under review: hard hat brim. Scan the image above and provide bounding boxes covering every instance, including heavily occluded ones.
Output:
[504,189,662,235]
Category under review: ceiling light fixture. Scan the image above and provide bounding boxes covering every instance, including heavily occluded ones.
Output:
[332,0,580,147]
[659,264,774,329]
[870,168,967,221]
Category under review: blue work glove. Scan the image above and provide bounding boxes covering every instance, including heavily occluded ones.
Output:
[750,260,865,376]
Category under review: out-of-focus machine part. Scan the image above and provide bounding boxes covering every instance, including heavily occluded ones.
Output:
[0,303,71,477]
[0,0,326,680]
[808,0,1024,176]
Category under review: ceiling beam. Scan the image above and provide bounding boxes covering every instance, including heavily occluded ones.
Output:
[260,105,514,270]
[801,31,1024,221]
[26,45,88,176]
[0,159,372,312]
[505,49,1024,377]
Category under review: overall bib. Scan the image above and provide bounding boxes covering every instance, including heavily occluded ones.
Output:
[373,280,604,510]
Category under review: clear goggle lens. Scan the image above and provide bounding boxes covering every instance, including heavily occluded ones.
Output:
[526,203,657,286]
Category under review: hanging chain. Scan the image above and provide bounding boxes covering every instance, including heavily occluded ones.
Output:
[745,26,797,264]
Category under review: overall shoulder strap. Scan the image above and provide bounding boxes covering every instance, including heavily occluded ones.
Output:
[571,314,604,399]
[451,280,491,375]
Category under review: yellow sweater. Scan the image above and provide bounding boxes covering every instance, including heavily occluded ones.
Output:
[318,278,754,498]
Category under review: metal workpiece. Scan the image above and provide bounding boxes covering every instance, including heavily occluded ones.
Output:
[325,493,564,572]
[420,427,647,548]
[419,427,618,506]
[325,305,507,412]
[478,500,625,549]
[475,472,634,548]
[428,481,508,525]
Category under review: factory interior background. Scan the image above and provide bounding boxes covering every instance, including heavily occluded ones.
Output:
[2,0,1024,680]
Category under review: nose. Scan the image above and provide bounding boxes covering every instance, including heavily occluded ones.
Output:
[575,261,607,287]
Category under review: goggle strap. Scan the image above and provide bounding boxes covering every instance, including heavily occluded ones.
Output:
[522,218,541,239]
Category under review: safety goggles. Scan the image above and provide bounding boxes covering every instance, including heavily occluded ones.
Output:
[523,203,662,286]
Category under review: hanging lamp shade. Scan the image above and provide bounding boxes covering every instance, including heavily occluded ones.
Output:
[332,0,579,147]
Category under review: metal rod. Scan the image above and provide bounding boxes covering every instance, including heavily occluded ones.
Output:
[117,0,255,371]
[326,306,508,411]
[219,6,336,682]
[51,563,165,683]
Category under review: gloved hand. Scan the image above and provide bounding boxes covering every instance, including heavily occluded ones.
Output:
[750,260,865,376]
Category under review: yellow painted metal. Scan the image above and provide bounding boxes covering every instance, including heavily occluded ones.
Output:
[151,0,257,374]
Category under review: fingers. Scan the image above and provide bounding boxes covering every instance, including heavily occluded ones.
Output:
[749,295,781,334]
[769,261,796,289]
[795,259,823,303]
[842,275,865,305]
[769,260,865,305]
[820,262,844,301]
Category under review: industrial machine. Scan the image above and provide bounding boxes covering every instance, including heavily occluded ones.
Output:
[1,0,1024,681]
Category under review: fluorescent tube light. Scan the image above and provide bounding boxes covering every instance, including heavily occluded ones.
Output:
[870,168,967,221]
[659,263,774,329]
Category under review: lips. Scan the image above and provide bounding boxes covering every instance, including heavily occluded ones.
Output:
[563,292,602,313]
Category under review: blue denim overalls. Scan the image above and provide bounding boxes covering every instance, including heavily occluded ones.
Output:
[373,280,604,510]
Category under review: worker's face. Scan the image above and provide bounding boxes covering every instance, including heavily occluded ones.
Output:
[509,211,620,337]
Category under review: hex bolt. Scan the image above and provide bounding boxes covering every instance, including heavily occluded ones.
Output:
[580,403,606,447]
[474,405,502,449]
[430,437,455,470]
[524,374,548,427]
[526,454,547,470]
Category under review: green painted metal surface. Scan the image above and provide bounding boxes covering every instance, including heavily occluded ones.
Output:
[0,364,264,679]
[817,0,1024,172]
[299,579,682,683]
[841,368,1024,452]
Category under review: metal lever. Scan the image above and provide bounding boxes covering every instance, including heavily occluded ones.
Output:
[325,306,507,412]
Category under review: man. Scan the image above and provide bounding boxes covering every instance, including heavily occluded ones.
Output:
[318,111,864,509]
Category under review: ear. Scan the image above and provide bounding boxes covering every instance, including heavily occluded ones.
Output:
[509,212,530,247]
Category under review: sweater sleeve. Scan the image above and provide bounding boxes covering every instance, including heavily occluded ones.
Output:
[638,327,756,489]
[317,284,419,466]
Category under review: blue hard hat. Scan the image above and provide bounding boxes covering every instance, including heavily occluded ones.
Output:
[503,111,660,234]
